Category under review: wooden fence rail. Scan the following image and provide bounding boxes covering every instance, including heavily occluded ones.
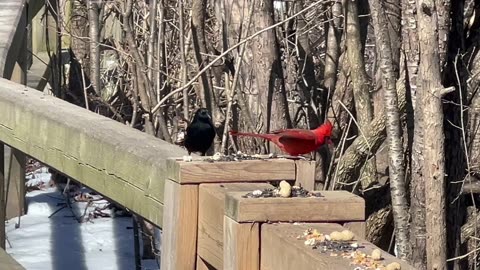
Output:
[0,78,186,226]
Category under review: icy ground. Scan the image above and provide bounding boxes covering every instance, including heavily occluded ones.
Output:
[5,166,160,270]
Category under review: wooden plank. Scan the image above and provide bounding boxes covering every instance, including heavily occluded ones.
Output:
[0,0,27,78]
[343,221,366,239]
[10,18,26,85]
[0,249,25,270]
[224,216,259,270]
[5,149,25,219]
[167,158,296,184]
[161,180,199,270]
[225,190,365,223]
[198,183,274,269]
[0,143,4,249]
[196,255,216,270]
[294,160,315,191]
[0,78,186,226]
[261,223,414,270]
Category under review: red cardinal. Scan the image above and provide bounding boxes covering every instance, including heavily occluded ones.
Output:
[229,121,333,156]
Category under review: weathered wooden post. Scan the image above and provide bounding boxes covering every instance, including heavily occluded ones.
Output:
[6,149,26,219]
[0,142,5,249]
[161,157,306,270]
[222,190,365,270]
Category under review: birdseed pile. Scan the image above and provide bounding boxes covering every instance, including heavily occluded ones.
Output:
[242,185,322,198]
[297,228,402,270]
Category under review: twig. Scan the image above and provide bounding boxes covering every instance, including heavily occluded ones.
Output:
[81,65,90,111]
[178,0,189,118]
[221,1,255,153]
[48,205,67,218]
[337,100,373,152]
[326,117,352,190]
[453,53,477,265]
[151,0,326,114]
[447,245,480,262]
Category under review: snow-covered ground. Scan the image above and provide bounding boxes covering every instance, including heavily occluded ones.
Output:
[5,166,160,270]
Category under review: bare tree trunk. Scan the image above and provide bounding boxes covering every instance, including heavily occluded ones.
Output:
[147,0,157,90]
[345,0,376,188]
[323,1,342,94]
[223,0,258,148]
[71,0,89,73]
[370,0,410,260]
[416,1,452,268]
[87,0,101,95]
[178,0,190,119]
[250,0,291,134]
[294,1,319,128]
[436,0,451,68]
[334,62,407,189]
[69,0,91,109]
[123,0,153,112]
[191,0,223,154]
[328,52,354,141]
[402,0,425,267]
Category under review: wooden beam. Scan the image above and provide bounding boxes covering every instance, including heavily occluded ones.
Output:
[167,158,296,184]
[0,1,27,78]
[0,143,4,249]
[198,183,274,269]
[294,160,315,191]
[0,249,25,270]
[0,78,186,226]
[9,18,27,86]
[161,180,199,270]
[223,216,259,270]
[5,149,25,219]
[261,223,414,270]
[225,190,365,223]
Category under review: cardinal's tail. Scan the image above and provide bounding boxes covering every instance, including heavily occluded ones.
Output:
[229,130,276,141]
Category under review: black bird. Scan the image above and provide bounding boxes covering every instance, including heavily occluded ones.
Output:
[184,108,216,156]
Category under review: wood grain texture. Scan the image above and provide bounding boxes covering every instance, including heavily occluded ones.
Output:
[198,183,274,269]
[0,78,187,226]
[167,158,296,184]
[261,223,414,270]
[225,190,365,222]
[161,180,199,270]
[6,149,25,219]
[224,216,259,270]
[294,160,316,191]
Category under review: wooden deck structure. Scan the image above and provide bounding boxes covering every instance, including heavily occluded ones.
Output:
[0,1,415,270]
